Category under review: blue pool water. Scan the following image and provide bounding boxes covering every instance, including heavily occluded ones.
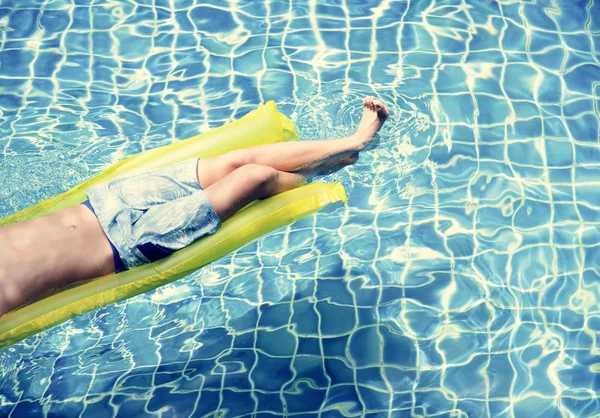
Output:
[1,0,600,416]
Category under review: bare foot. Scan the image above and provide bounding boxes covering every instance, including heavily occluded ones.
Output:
[352,96,389,150]
[295,97,388,179]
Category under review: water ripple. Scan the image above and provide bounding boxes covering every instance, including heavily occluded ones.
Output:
[1,0,600,417]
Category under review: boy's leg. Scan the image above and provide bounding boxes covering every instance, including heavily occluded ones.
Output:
[196,97,389,189]
[203,164,306,222]
[203,156,355,222]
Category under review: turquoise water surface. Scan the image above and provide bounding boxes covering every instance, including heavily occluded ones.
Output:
[1,0,600,417]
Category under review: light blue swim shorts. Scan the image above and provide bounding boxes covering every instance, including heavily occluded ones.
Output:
[84,158,222,271]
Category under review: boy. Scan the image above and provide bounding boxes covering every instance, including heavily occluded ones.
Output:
[0,97,389,315]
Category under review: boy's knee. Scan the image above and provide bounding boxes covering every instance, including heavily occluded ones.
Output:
[237,164,278,189]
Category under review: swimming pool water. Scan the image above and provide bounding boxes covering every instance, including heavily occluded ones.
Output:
[1,0,600,416]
